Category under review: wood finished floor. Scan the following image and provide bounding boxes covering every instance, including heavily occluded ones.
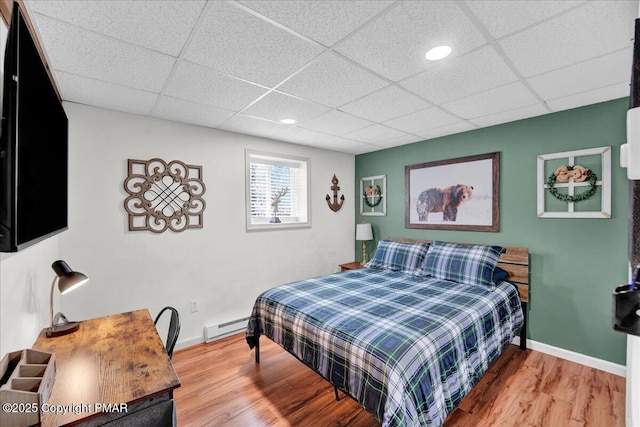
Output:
[172,333,625,426]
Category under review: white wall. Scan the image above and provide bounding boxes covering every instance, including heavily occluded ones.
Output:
[0,238,60,354]
[56,103,355,348]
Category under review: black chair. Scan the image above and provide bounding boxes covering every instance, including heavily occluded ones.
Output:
[154,307,180,359]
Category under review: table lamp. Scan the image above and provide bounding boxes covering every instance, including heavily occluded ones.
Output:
[47,260,89,337]
[356,223,373,266]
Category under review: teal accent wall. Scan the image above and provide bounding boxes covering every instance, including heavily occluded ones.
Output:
[355,98,629,365]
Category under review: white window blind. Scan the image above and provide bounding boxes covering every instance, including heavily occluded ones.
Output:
[246,150,310,230]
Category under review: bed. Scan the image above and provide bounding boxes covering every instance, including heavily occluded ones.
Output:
[246,238,529,426]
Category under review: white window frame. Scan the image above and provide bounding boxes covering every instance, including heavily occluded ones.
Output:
[245,149,311,231]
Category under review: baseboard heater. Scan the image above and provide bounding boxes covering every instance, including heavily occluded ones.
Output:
[204,317,249,343]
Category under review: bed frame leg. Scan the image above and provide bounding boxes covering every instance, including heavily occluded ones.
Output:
[334,386,340,401]
[519,302,527,351]
[255,335,260,364]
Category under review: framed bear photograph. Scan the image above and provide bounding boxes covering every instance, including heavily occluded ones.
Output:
[405,152,500,232]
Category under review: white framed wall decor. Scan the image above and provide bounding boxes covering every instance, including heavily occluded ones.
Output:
[537,146,611,218]
[360,175,386,216]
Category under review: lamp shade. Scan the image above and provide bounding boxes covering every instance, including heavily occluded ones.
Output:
[355,223,373,241]
[52,260,89,295]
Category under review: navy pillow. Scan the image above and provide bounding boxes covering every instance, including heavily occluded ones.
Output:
[492,266,509,284]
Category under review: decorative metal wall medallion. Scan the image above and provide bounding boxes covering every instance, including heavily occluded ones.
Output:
[123,158,206,233]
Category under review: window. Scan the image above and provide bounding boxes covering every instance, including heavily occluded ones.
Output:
[245,150,310,231]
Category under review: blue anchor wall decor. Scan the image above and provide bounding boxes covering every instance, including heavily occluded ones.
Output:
[326,174,345,212]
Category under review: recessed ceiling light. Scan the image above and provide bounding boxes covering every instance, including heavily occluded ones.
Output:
[425,45,452,61]
[280,118,296,124]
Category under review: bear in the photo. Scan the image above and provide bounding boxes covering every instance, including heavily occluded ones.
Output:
[416,184,474,222]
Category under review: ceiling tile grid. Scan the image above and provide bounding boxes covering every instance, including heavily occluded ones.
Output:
[399,45,520,105]
[152,96,237,129]
[237,0,394,47]
[33,14,176,93]
[182,1,325,87]
[498,0,636,78]
[276,52,389,108]
[23,0,636,154]
[466,0,586,39]
[29,0,205,56]
[242,90,331,123]
[298,110,373,136]
[335,1,487,82]
[162,61,268,112]
[56,71,159,117]
[340,85,432,123]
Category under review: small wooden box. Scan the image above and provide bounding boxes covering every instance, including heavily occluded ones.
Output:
[0,349,56,427]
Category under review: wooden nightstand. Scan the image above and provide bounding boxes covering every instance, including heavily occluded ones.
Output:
[339,261,364,272]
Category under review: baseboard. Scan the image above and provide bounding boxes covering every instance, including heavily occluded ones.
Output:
[175,335,204,351]
[175,330,246,352]
[512,337,626,377]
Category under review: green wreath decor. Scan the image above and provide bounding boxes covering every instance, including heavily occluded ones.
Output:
[546,167,598,203]
[363,185,383,207]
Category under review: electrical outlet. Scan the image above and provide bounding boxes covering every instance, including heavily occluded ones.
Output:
[190,299,200,313]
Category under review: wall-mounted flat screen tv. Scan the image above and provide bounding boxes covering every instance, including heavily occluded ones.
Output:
[0,3,68,252]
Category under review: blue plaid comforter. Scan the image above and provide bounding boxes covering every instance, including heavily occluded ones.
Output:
[246,268,523,427]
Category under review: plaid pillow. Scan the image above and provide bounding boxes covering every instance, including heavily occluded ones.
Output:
[366,240,430,276]
[421,241,506,288]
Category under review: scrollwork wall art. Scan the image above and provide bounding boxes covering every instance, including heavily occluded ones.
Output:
[123,158,206,233]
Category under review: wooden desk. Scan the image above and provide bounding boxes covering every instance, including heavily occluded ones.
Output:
[32,309,180,426]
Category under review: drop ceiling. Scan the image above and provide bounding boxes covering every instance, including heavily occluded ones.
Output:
[23,0,638,154]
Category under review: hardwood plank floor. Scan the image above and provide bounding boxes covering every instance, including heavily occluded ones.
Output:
[172,333,625,426]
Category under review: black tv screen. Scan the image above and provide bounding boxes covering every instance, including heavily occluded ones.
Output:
[0,4,68,252]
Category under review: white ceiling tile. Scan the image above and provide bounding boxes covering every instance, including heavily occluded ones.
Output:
[340,86,431,122]
[336,1,486,81]
[30,1,205,56]
[152,96,236,129]
[528,48,631,100]
[275,127,366,152]
[164,61,268,112]
[237,0,393,47]
[466,0,585,39]
[316,138,370,153]
[277,52,389,107]
[372,134,422,149]
[342,143,380,155]
[56,72,158,116]
[183,1,324,87]
[414,122,477,140]
[383,107,461,134]
[218,114,289,138]
[546,82,630,112]
[499,1,635,78]
[400,46,518,104]
[442,82,540,119]
[469,103,549,128]
[243,91,331,123]
[342,124,408,143]
[299,110,373,135]
[34,15,175,92]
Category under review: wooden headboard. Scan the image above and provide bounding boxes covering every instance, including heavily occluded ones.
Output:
[388,238,529,303]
